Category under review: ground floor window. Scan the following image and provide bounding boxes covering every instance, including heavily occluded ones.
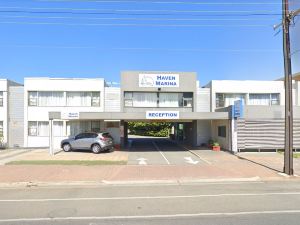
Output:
[28,121,49,136]
[66,121,103,136]
[0,121,3,137]
[218,126,226,138]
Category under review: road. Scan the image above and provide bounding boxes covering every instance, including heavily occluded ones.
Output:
[1,180,300,224]
[127,138,205,165]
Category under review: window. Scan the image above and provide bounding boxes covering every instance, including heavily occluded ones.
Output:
[28,91,38,106]
[28,121,49,136]
[91,92,100,107]
[124,92,193,108]
[67,92,100,107]
[0,121,3,137]
[28,122,37,136]
[216,93,245,108]
[124,92,157,107]
[249,93,280,106]
[271,94,280,105]
[28,91,64,106]
[53,121,63,137]
[218,126,226,138]
[38,92,64,106]
[0,92,3,106]
[159,93,179,107]
[182,93,193,107]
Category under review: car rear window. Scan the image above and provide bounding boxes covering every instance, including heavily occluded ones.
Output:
[102,133,113,139]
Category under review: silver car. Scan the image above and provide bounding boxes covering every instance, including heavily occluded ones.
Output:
[61,132,114,154]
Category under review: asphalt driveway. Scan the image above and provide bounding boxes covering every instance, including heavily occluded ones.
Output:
[127,138,206,166]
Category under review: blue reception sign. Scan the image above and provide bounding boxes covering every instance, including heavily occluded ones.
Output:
[232,100,244,118]
[146,111,180,120]
[139,74,179,87]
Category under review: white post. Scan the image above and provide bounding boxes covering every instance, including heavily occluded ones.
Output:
[49,119,54,156]
[231,119,238,154]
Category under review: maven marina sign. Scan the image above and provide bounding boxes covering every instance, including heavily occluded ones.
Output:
[146,111,180,120]
[139,74,179,87]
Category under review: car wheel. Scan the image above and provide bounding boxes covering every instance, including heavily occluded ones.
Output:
[91,144,102,154]
[62,143,71,152]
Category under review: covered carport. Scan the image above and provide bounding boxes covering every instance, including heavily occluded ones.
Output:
[79,111,229,149]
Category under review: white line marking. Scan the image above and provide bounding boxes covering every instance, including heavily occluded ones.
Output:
[1,192,300,202]
[136,158,148,165]
[2,210,300,222]
[180,145,212,165]
[152,141,170,165]
[184,157,199,165]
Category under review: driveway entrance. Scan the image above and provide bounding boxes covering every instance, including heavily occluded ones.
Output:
[127,137,204,165]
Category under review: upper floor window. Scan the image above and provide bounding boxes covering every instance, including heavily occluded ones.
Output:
[0,92,3,107]
[28,91,37,106]
[216,93,245,108]
[28,91,100,107]
[124,92,193,108]
[38,91,65,106]
[28,91,64,106]
[67,92,100,107]
[249,93,280,106]
[124,92,157,107]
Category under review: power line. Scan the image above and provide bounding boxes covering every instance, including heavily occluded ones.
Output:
[0,15,278,21]
[0,44,282,52]
[0,21,273,27]
[0,7,281,13]
[34,0,285,5]
[0,10,282,17]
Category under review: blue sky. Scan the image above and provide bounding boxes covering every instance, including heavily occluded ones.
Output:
[0,0,297,85]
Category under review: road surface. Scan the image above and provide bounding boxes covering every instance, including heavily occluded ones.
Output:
[0,180,300,224]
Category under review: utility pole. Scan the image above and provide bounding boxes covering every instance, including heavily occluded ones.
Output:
[282,0,293,175]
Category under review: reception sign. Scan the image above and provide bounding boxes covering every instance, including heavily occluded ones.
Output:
[146,111,180,120]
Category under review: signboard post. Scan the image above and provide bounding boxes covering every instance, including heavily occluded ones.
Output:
[230,100,244,154]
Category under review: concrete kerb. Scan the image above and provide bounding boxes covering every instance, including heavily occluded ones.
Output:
[4,176,300,189]
[0,177,264,188]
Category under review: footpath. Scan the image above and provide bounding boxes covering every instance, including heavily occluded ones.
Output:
[0,148,299,187]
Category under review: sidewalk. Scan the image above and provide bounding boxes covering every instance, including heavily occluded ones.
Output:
[0,153,297,186]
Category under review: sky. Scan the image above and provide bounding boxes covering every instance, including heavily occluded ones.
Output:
[0,0,298,86]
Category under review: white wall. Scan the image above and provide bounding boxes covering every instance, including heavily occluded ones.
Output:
[196,120,211,146]
[196,88,210,112]
[211,120,230,150]
[210,80,286,111]
[24,78,105,147]
[0,80,8,145]
[104,87,121,112]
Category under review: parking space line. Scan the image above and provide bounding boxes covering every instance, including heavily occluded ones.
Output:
[152,141,170,165]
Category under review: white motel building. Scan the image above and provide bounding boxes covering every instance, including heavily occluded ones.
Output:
[0,71,300,152]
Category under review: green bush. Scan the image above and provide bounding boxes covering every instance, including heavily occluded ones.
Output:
[128,122,172,137]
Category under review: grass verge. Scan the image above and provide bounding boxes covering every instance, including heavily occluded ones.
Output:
[277,151,300,158]
[6,160,127,166]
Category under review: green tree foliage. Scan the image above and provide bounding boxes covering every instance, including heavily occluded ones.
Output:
[128,122,172,137]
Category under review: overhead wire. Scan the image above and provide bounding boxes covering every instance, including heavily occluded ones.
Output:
[34,0,286,5]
